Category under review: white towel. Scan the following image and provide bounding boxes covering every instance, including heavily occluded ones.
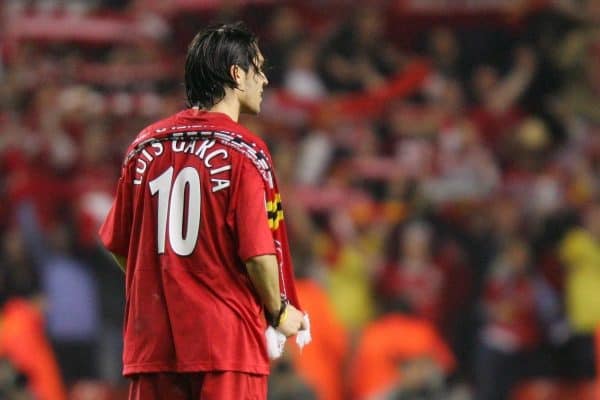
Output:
[265,314,312,360]
[296,313,312,348]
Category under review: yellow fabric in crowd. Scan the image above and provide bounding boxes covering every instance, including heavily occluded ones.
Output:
[328,245,375,331]
[560,228,600,334]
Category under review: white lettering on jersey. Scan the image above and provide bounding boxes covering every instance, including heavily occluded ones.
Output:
[204,149,228,168]
[211,179,230,192]
[172,140,185,152]
[133,139,230,192]
[183,141,196,154]
[151,142,164,156]
[194,140,216,158]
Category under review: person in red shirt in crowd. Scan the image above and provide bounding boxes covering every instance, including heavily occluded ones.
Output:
[377,221,445,326]
[99,22,306,400]
[474,238,546,400]
[467,46,537,165]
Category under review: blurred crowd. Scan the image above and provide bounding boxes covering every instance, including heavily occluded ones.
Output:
[1,0,600,399]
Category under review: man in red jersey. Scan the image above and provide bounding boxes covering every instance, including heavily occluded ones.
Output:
[99,22,306,400]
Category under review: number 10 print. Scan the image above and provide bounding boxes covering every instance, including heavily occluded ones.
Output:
[149,166,201,256]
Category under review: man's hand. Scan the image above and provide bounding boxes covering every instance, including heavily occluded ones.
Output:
[276,304,305,337]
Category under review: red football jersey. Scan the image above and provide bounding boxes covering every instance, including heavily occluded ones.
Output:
[99,110,276,376]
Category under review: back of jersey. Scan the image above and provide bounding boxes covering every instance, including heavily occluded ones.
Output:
[100,110,276,376]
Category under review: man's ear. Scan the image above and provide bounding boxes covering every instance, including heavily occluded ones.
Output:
[230,65,243,86]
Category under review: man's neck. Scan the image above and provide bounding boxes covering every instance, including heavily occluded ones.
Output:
[209,92,240,122]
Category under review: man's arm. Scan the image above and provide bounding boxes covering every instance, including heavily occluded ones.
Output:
[110,252,127,273]
[245,254,281,314]
[245,254,305,336]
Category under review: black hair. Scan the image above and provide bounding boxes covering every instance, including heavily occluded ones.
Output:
[185,22,261,109]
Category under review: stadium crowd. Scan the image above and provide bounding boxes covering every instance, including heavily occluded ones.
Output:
[1,0,600,399]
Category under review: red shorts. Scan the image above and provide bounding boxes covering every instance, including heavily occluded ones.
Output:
[128,371,267,400]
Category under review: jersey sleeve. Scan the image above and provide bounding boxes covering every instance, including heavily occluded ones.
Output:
[234,159,276,261]
[99,171,133,257]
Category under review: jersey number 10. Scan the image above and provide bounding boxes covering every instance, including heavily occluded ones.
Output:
[149,166,201,256]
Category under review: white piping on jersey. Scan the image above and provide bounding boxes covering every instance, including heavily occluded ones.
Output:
[125,129,275,189]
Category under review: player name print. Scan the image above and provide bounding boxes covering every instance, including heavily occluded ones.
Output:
[132,139,232,193]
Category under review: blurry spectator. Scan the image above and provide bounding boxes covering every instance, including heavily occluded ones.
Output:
[325,208,377,331]
[0,227,66,400]
[284,41,327,101]
[481,196,525,266]
[72,126,124,383]
[426,80,500,203]
[432,238,474,365]
[288,277,348,400]
[318,5,403,92]
[72,126,117,248]
[367,356,445,400]
[423,27,468,108]
[263,6,305,86]
[0,263,64,400]
[18,203,100,384]
[349,302,456,400]
[268,355,317,400]
[377,221,445,326]
[555,40,600,137]
[367,355,470,400]
[501,117,567,221]
[426,27,464,81]
[1,228,40,300]
[0,299,67,400]
[2,87,76,230]
[71,126,124,383]
[294,112,335,185]
[468,46,537,151]
[295,107,380,187]
[38,98,78,173]
[383,101,437,180]
[554,0,600,73]
[559,200,600,378]
[474,238,552,400]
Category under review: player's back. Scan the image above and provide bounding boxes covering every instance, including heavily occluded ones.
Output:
[111,110,272,376]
